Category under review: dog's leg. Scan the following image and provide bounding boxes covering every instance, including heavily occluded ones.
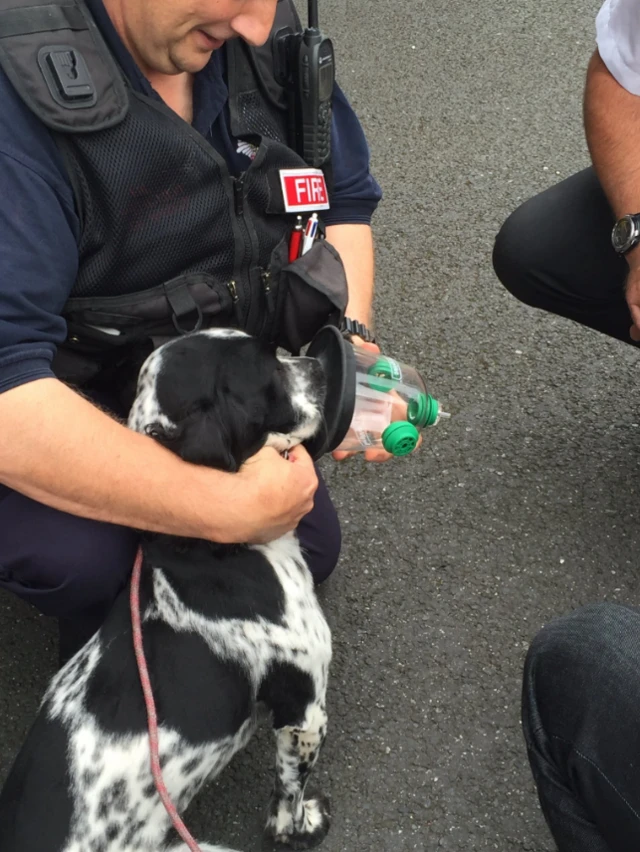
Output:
[264,700,331,850]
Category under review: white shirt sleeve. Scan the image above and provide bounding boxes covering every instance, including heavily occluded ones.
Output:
[596,0,640,95]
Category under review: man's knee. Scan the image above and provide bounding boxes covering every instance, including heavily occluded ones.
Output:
[0,495,138,618]
[304,507,342,585]
[526,602,640,668]
[523,602,640,739]
[297,473,342,585]
[493,199,549,308]
[47,528,137,616]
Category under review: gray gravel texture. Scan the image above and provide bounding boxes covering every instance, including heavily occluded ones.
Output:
[0,0,632,850]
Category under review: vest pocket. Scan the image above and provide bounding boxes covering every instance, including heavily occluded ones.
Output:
[55,273,235,385]
[263,236,348,353]
[63,273,235,343]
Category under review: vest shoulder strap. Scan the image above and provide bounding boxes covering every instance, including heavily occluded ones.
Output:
[0,0,128,133]
[227,0,301,136]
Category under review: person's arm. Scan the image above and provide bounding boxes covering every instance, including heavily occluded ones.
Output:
[0,378,317,544]
[324,222,375,329]
[323,81,381,334]
[584,50,640,223]
[321,83,387,459]
[584,48,640,336]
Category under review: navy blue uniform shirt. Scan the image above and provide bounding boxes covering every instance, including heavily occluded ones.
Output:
[0,0,382,395]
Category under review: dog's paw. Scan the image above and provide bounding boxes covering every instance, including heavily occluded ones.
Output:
[266,795,331,850]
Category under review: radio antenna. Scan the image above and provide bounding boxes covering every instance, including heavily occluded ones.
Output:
[308,0,319,30]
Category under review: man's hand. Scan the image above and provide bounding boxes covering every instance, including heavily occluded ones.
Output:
[626,247,640,341]
[332,337,391,462]
[330,337,423,463]
[237,445,318,543]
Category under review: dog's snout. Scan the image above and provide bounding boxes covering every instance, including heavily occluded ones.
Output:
[298,356,327,400]
[280,356,327,410]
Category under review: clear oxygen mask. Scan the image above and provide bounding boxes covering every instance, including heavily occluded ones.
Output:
[304,325,449,459]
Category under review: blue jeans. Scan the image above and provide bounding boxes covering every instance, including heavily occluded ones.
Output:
[522,603,640,852]
[0,469,340,655]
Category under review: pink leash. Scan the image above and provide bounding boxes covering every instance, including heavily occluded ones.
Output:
[130,546,204,852]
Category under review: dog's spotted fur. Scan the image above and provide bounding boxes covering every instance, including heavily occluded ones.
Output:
[0,330,332,852]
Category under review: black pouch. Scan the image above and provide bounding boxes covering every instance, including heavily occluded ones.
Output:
[264,236,348,353]
[63,272,234,340]
[54,272,235,385]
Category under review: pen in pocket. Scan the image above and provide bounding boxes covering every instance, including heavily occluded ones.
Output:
[288,216,303,262]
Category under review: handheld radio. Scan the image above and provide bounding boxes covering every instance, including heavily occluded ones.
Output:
[274,0,335,169]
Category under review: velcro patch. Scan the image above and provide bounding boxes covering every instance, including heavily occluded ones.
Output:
[279,169,330,213]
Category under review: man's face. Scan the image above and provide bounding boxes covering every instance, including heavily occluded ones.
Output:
[109,0,279,75]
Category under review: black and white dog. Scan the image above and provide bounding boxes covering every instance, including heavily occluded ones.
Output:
[0,329,333,852]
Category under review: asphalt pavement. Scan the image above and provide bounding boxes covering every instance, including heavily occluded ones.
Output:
[1,0,632,849]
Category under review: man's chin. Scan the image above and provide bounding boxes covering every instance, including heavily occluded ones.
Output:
[170,38,225,74]
[169,50,215,75]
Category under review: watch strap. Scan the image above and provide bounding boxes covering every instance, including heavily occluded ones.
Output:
[339,317,376,344]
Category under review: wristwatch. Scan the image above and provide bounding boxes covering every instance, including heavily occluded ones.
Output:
[340,317,376,344]
[611,214,640,255]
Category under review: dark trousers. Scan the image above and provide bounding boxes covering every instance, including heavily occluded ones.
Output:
[523,603,640,851]
[493,167,634,343]
[0,470,341,655]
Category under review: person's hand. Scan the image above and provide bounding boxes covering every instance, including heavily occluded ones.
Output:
[332,433,423,463]
[332,446,393,463]
[331,336,424,463]
[627,270,640,341]
[350,336,379,353]
[236,445,318,544]
[627,260,640,341]
[331,337,392,462]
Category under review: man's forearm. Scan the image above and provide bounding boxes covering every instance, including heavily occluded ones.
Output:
[0,378,239,540]
[584,50,640,217]
[325,223,375,326]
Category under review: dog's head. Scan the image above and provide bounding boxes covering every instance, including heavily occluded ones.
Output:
[128,330,326,471]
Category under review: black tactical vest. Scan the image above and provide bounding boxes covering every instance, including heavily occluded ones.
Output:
[0,0,347,385]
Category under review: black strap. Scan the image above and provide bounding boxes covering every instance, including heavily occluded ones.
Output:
[164,283,204,334]
[340,317,376,344]
[0,3,86,37]
[0,0,129,132]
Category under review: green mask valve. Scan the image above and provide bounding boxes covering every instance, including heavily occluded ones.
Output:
[407,392,441,429]
[382,421,420,456]
[367,357,402,393]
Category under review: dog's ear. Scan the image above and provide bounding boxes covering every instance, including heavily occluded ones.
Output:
[156,407,239,472]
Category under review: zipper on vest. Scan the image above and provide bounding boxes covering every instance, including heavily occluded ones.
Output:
[227,279,243,324]
[227,281,244,328]
[231,176,254,327]
[261,269,274,310]
[233,177,245,217]
[261,269,278,343]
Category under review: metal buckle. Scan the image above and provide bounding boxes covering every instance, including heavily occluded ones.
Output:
[38,46,97,109]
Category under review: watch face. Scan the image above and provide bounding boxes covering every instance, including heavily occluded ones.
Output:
[613,216,635,252]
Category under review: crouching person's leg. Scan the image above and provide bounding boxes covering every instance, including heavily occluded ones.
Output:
[0,485,139,664]
[296,470,341,585]
[522,602,640,852]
